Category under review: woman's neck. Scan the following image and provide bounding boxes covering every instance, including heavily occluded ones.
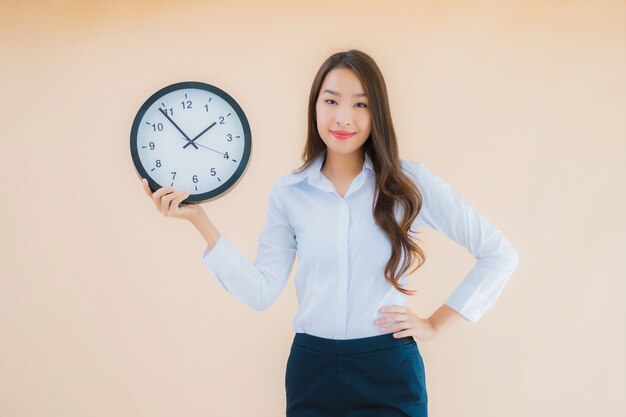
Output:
[321,149,365,182]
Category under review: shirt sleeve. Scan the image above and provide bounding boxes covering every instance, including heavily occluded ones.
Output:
[200,177,297,312]
[412,162,520,323]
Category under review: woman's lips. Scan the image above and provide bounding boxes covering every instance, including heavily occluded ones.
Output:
[331,130,356,140]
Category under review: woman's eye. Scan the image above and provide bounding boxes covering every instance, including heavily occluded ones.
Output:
[324,99,367,108]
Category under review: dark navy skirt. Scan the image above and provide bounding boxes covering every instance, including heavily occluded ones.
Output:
[285,332,428,416]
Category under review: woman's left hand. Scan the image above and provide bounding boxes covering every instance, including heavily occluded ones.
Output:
[374,305,438,342]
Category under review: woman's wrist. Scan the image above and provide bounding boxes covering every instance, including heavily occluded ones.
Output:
[188,207,221,249]
[427,304,463,335]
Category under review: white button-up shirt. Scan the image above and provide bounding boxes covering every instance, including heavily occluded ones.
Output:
[202,150,519,340]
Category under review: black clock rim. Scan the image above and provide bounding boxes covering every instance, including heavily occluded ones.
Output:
[130,81,252,203]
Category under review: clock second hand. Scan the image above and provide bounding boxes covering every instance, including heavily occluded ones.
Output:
[183,121,217,149]
[176,136,229,158]
[158,108,199,150]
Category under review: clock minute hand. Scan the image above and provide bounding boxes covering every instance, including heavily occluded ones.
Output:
[158,108,199,150]
[183,121,217,149]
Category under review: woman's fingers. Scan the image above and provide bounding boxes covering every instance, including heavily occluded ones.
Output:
[160,190,180,213]
[153,186,174,211]
[167,192,190,217]
[141,178,190,217]
[160,191,189,216]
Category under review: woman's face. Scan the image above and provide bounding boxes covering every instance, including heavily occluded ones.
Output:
[316,68,372,157]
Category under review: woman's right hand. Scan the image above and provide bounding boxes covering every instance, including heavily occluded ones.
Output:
[141,178,203,222]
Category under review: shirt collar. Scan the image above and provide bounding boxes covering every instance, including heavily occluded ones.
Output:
[285,150,374,188]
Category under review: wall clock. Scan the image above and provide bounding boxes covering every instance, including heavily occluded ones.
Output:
[130,81,252,203]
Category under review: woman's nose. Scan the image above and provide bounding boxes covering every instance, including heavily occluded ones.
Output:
[335,106,353,126]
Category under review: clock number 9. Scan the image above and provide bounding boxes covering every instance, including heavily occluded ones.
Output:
[149,141,155,150]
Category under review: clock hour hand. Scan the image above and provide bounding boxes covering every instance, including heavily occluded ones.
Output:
[183,121,217,149]
[158,108,199,150]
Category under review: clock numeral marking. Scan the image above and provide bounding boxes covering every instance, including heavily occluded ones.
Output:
[224,152,229,160]
[192,175,198,183]
[204,104,209,112]
[149,141,155,150]
[210,168,216,176]
[219,116,225,124]
[171,171,177,180]
[161,103,173,116]
[181,100,192,109]
[156,159,162,168]
[227,133,232,142]
[152,123,164,132]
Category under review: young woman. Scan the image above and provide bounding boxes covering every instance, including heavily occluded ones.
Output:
[141,49,519,416]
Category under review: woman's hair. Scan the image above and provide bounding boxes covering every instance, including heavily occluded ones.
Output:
[293,49,426,296]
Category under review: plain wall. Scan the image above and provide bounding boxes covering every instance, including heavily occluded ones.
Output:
[0,1,624,416]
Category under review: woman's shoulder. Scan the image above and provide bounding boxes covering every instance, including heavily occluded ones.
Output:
[399,158,428,181]
[266,170,306,199]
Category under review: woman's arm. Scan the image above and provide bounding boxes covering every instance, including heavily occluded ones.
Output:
[412,161,520,324]
[428,304,464,334]
[195,178,298,312]
[189,208,221,250]
[141,175,297,312]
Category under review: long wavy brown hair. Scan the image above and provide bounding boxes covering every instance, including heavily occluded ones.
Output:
[292,49,426,296]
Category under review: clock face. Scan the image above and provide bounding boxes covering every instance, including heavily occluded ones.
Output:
[130,81,252,203]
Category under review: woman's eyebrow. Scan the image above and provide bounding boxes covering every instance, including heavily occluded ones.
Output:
[323,89,367,98]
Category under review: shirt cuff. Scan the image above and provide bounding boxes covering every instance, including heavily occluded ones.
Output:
[201,234,239,279]
[443,267,505,323]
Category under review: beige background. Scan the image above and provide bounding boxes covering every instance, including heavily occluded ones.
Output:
[1,1,624,416]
